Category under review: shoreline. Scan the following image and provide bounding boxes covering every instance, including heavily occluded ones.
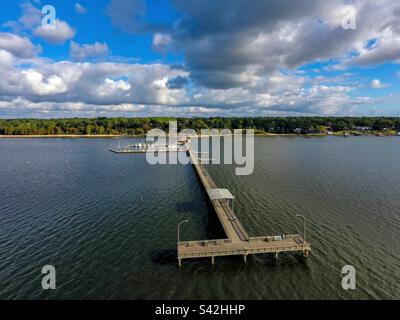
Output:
[0,133,398,138]
[0,134,126,138]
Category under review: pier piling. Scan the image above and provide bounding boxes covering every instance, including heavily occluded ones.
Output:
[177,142,311,266]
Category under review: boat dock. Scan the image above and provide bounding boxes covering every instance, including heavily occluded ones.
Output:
[109,142,187,153]
[178,143,311,266]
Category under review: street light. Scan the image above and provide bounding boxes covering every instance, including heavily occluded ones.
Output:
[177,219,189,244]
[296,214,307,241]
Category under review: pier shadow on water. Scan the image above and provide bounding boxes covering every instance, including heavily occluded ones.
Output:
[175,201,198,213]
[150,249,178,265]
[204,208,227,240]
[251,252,311,271]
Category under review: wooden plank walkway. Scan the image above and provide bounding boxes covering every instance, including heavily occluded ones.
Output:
[187,146,248,242]
[178,143,311,266]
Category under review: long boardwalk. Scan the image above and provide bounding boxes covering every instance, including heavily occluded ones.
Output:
[178,143,311,266]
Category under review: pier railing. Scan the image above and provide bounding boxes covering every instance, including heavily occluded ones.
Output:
[178,142,311,265]
[248,234,303,243]
[178,244,311,259]
[178,239,232,247]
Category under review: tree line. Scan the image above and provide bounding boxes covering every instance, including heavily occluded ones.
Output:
[0,117,399,135]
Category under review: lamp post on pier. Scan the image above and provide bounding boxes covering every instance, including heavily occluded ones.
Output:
[177,219,189,268]
[177,220,189,244]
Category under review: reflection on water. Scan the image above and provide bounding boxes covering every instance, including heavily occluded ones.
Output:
[0,136,399,299]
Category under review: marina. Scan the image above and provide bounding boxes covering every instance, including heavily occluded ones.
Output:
[109,141,187,153]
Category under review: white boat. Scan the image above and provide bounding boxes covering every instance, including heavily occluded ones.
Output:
[110,142,186,153]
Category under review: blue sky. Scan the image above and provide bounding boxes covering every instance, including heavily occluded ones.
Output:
[0,0,181,63]
[0,0,399,118]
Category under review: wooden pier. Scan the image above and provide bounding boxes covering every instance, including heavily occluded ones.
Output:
[178,143,311,266]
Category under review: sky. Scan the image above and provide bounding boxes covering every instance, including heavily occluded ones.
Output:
[0,0,400,118]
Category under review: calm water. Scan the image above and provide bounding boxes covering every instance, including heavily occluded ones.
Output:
[0,137,399,299]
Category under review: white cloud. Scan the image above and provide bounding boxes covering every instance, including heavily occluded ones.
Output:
[98,78,132,97]
[350,31,400,66]
[103,0,400,90]
[33,20,76,44]
[0,32,41,58]
[17,2,42,29]
[75,3,87,14]
[2,1,400,117]
[70,41,110,61]
[0,50,190,106]
[0,45,374,117]
[105,78,131,91]
[0,98,147,118]
[152,33,172,52]
[3,2,76,44]
[22,69,68,95]
[0,50,16,67]
[371,79,388,89]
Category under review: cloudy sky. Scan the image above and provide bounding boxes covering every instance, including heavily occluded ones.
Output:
[0,0,400,118]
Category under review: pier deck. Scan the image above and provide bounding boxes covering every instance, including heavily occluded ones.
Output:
[178,143,311,266]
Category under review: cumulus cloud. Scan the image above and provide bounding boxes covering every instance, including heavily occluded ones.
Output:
[1,0,400,117]
[22,69,67,95]
[70,41,110,61]
[33,20,76,44]
[0,39,376,117]
[0,98,147,118]
[2,2,42,32]
[157,0,344,88]
[351,35,400,66]
[4,1,76,44]
[167,76,189,89]
[103,0,400,90]
[0,32,41,58]
[98,78,132,97]
[0,50,190,106]
[18,2,42,29]
[0,97,233,118]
